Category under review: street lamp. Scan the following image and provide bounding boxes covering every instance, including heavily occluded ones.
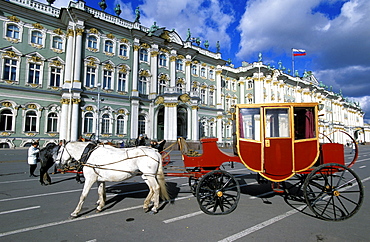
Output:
[91,83,103,142]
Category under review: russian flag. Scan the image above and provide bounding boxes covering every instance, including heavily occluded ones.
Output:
[292,48,306,56]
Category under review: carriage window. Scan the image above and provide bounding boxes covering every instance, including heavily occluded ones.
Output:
[294,107,316,139]
[239,108,261,141]
[265,108,290,138]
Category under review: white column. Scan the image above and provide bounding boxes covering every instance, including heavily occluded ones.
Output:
[132,44,140,96]
[185,58,191,93]
[164,103,177,141]
[170,54,176,87]
[217,113,223,142]
[73,28,83,89]
[70,99,80,141]
[239,79,245,104]
[64,29,74,88]
[150,49,158,97]
[59,99,69,141]
[130,99,139,139]
[215,69,222,109]
[191,106,199,140]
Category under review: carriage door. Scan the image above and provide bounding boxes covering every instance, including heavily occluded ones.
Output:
[263,107,293,180]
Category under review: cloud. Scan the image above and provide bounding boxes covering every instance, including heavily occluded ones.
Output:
[352,96,370,123]
[236,0,370,118]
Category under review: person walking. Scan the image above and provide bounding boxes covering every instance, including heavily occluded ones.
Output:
[28,142,40,177]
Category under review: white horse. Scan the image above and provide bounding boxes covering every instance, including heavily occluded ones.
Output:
[54,141,169,218]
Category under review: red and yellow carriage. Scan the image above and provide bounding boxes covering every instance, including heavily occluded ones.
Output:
[166,102,363,221]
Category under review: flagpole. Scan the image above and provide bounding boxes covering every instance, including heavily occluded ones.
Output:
[292,48,295,75]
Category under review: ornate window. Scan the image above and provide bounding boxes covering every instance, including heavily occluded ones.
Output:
[140,49,148,62]
[191,65,198,75]
[104,40,113,53]
[31,31,43,45]
[177,82,183,94]
[6,24,20,39]
[0,109,13,131]
[119,44,128,57]
[28,63,41,85]
[25,110,37,132]
[248,80,253,89]
[116,115,125,134]
[117,73,126,92]
[138,76,147,94]
[200,67,206,77]
[86,67,96,87]
[2,58,18,81]
[176,59,183,71]
[209,70,214,80]
[158,78,167,94]
[103,70,112,90]
[47,113,58,132]
[101,114,111,134]
[200,89,206,104]
[50,67,61,87]
[87,36,98,49]
[83,112,94,133]
[52,36,63,50]
[209,90,214,105]
[159,54,167,67]
[138,114,146,135]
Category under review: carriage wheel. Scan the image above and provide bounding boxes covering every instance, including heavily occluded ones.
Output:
[160,151,170,166]
[283,174,307,202]
[188,176,198,196]
[303,163,364,221]
[196,170,240,215]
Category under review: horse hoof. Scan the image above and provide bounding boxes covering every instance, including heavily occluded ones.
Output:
[69,215,78,219]
[149,210,157,215]
[143,208,150,213]
[96,209,102,213]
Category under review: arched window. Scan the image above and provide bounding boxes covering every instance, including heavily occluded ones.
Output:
[87,36,97,49]
[6,24,20,39]
[101,114,110,134]
[177,82,183,94]
[209,70,214,79]
[119,44,128,56]
[176,59,183,71]
[0,109,13,131]
[159,54,167,66]
[140,49,148,62]
[138,115,145,135]
[25,111,37,132]
[47,113,58,132]
[192,65,197,75]
[248,80,253,89]
[84,113,94,133]
[31,31,43,45]
[52,36,63,49]
[116,115,125,134]
[104,40,113,53]
[200,67,206,77]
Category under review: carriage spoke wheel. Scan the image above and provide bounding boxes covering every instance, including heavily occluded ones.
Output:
[196,170,240,215]
[188,176,198,196]
[303,163,364,221]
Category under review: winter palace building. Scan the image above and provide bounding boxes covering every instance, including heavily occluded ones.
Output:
[0,0,368,148]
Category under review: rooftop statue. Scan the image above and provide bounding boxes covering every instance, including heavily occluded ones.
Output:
[278,60,282,70]
[148,22,159,36]
[258,52,262,62]
[186,28,191,42]
[216,41,220,53]
[295,70,299,77]
[114,4,121,16]
[204,40,209,50]
[135,7,140,23]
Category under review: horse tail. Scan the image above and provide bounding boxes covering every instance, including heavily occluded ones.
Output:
[156,153,170,201]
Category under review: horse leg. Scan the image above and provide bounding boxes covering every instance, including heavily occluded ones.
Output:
[96,181,106,212]
[143,175,160,214]
[70,178,95,218]
[39,168,46,186]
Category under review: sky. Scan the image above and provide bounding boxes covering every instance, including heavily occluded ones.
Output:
[43,0,370,122]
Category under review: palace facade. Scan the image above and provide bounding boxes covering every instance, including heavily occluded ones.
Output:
[0,0,368,148]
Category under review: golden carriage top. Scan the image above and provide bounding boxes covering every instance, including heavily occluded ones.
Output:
[236,102,321,182]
